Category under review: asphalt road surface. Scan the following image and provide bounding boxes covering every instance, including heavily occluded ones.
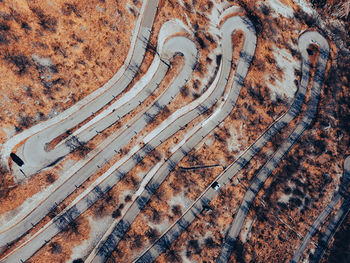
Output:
[0,3,334,263]
[0,14,194,248]
[293,156,350,263]
[0,18,201,263]
[9,0,159,180]
[131,31,329,263]
[310,193,350,263]
[0,0,160,254]
[216,31,329,263]
[120,14,258,263]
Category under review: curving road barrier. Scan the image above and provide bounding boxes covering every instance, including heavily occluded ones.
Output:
[216,31,329,263]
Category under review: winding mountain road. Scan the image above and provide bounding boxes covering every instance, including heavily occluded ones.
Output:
[133,30,330,263]
[0,2,337,263]
[216,31,329,263]
[0,16,194,246]
[310,194,350,263]
[8,0,159,180]
[293,156,350,263]
[0,22,200,263]
[124,13,257,263]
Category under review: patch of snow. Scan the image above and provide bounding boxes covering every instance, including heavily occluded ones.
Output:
[288,181,296,189]
[31,54,53,67]
[267,0,294,18]
[278,193,292,203]
[266,46,300,101]
[68,241,89,262]
[147,217,171,234]
[191,46,221,97]
[226,124,240,152]
[294,0,314,15]
[240,218,254,243]
[158,19,193,47]
[66,215,114,262]
[168,191,192,213]
[180,250,193,263]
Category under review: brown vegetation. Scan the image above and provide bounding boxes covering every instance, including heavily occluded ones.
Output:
[1,0,350,262]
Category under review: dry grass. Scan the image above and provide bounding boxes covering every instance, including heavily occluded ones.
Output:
[1,0,350,262]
